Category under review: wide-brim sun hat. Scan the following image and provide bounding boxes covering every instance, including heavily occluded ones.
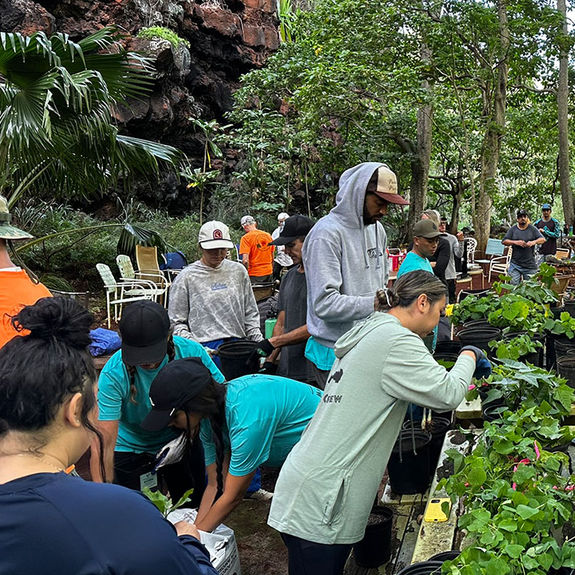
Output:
[0,196,33,240]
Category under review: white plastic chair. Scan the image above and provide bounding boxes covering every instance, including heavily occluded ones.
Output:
[96,263,156,328]
[488,248,512,282]
[116,255,168,304]
[466,237,478,267]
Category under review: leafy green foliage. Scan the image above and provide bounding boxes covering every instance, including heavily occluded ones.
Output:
[0,27,182,206]
[489,334,542,361]
[142,487,194,517]
[440,360,575,574]
[137,27,190,48]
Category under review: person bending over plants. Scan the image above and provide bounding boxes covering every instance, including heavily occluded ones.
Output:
[142,358,323,533]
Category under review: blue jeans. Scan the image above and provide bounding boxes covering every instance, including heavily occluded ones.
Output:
[508,261,537,285]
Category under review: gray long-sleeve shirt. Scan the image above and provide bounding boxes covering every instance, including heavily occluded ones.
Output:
[168,259,263,343]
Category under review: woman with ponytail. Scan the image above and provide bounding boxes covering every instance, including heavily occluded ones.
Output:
[0,297,218,575]
[268,270,490,575]
[142,358,323,533]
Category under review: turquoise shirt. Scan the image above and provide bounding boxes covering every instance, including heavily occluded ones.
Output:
[304,336,337,371]
[98,336,224,454]
[200,374,323,476]
[396,251,433,277]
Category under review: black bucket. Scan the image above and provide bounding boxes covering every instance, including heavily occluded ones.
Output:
[217,339,260,380]
[403,417,452,475]
[462,319,492,330]
[483,403,507,422]
[387,430,432,494]
[397,561,444,575]
[353,506,393,568]
[556,355,575,388]
[457,326,501,356]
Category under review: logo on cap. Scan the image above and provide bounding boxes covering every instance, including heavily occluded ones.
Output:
[213,228,223,240]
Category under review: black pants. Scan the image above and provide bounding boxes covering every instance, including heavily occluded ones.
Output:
[114,439,206,507]
[281,533,352,575]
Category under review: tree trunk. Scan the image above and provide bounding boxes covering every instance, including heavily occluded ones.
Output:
[407,41,434,236]
[557,0,573,228]
[474,0,508,253]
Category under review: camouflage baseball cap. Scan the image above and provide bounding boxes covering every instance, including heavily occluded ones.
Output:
[0,196,33,240]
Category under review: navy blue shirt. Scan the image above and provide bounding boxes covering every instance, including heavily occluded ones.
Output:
[0,473,218,575]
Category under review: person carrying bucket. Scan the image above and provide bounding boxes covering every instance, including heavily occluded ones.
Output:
[268,270,491,575]
[142,359,323,533]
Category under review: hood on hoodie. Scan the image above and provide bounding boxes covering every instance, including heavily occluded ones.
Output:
[334,313,398,359]
[330,162,390,229]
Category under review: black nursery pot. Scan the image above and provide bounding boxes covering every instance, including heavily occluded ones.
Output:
[397,560,444,575]
[217,339,260,380]
[457,326,501,357]
[353,506,394,568]
[429,550,460,562]
[402,417,452,475]
[387,430,432,495]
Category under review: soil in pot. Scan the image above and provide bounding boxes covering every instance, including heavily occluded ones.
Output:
[388,430,432,495]
[352,506,393,568]
[434,340,462,355]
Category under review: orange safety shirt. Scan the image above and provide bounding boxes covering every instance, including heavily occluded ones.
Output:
[239,229,275,277]
[0,269,52,348]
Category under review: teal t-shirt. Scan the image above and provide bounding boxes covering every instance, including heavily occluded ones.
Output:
[200,374,323,476]
[304,336,336,371]
[98,336,224,454]
[395,251,438,351]
[396,251,433,277]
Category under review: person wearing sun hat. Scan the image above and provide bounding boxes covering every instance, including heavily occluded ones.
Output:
[169,220,263,357]
[0,195,52,348]
[302,163,409,389]
[92,299,224,506]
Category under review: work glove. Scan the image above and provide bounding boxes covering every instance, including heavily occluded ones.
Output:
[256,339,275,356]
[460,345,492,379]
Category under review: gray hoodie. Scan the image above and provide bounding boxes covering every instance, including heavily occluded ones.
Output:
[302,162,389,348]
[268,313,473,544]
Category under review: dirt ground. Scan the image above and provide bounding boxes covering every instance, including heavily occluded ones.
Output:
[225,468,288,575]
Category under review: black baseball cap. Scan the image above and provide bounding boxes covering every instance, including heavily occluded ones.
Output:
[270,215,314,246]
[119,301,171,366]
[141,358,213,431]
[517,209,528,218]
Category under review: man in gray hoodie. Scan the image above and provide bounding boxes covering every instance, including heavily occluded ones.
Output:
[302,162,409,388]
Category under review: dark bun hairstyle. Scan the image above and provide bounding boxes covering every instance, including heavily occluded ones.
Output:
[0,297,97,436]
[376,270,447,311]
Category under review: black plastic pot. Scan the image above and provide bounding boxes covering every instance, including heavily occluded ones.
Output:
[403,417,452,475]
[462,319,492,330]
[563,300,575,317]
[554,336,575,359]
[388,430,432,495]
[457,326,502,357]
[550,305,565,319]
[397,560,444,574]
[434,341,462,355]
[429,550,460,562]
[353,506,393,568]
[556,355,575,388]
[217,339,260,380]
[482,403,507,422]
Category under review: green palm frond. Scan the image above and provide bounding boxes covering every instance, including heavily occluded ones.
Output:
[0,27,181,205]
